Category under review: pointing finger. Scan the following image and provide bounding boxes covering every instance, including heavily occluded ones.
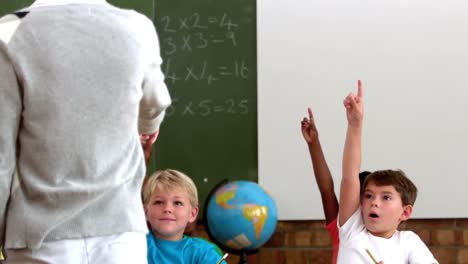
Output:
[357,80,363,98]
[308,107,314,122]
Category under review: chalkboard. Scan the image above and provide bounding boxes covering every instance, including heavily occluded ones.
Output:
[152,0,258,216]
[0,1,32,15]
[258,0,468,219]
[110,0,155,21]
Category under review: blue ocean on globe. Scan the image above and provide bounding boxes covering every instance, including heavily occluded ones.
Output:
[206,180,278,251]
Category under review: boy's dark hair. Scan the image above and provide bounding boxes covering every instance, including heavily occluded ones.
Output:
[362,169,418,206]
[359,171,372,186]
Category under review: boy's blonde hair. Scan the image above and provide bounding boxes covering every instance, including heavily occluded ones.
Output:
[142,169,198,208]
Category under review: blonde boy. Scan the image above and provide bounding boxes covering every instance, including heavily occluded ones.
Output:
[337,81,438,264]
[143,169,226,264]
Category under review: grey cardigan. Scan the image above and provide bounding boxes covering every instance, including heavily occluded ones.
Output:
[0,0,171,249]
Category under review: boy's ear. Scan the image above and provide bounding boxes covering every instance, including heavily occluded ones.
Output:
[188,206,199,224]
[144,205,149,218]
[400,204,413,221]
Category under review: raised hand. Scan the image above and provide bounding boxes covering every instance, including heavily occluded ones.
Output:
[339,80,365,226]
[301,107,319,144]
[301,106,339,224]
[343,80,364,127]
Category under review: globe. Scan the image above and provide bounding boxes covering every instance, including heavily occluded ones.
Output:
[206,180,278,252]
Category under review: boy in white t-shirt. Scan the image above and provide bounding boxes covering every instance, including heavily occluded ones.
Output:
[337,81,438,264]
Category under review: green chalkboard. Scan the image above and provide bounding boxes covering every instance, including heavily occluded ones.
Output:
[1,0,258,216]
[152,0,258,216]
[0,1,32,16]
[110,0,155,21]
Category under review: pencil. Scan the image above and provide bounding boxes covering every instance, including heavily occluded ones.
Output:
[365,248,378,264]
[216,253,229,264]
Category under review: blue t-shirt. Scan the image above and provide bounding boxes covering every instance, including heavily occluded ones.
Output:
[147,233,227,264]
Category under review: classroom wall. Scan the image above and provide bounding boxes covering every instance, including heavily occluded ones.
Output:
[195,219,468,263]
[258,0,468,220]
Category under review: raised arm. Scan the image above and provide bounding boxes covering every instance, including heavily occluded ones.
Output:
[339,81,364,226]
[301,108,338,224]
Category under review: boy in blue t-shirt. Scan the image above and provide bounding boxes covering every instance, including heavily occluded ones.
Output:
[142,169,227,264]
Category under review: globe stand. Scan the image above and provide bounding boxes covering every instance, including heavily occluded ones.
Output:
[238,251,248,264]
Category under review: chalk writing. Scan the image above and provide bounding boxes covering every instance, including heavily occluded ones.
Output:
[157,12,253,117]
[159,13,239,55]
[160,13,238,32]
[161,32,237,55]
[163,59,250,85]
[165,98,250,117]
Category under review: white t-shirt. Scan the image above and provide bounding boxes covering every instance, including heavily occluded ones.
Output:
[337,208,438,264]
